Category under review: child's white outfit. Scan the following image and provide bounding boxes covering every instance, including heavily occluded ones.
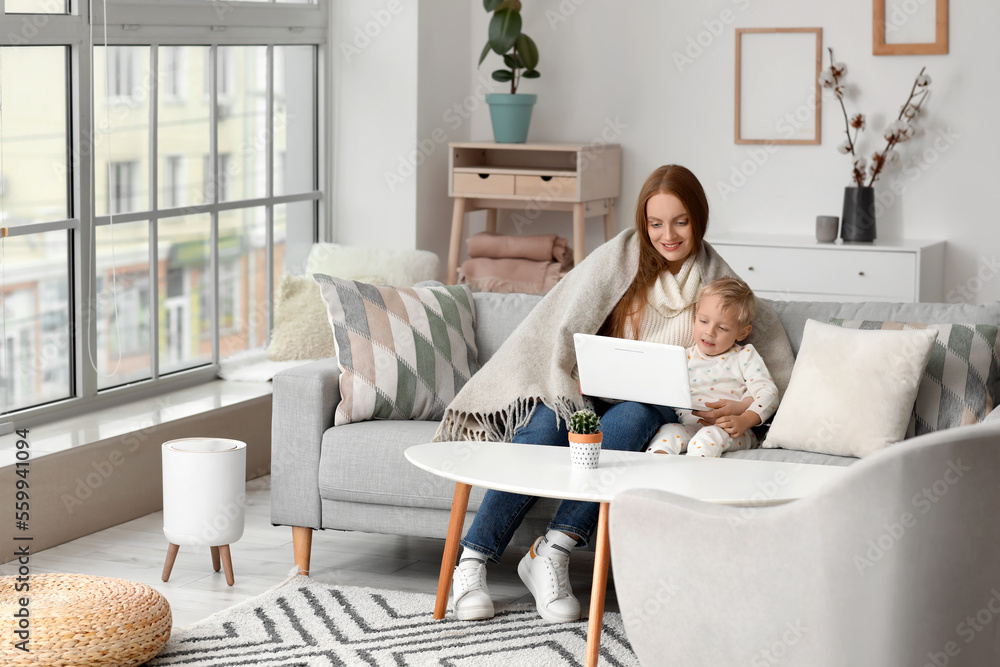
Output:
[648,343,778,457]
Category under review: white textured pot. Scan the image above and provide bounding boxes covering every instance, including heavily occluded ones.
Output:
[568,433,602,469]
[162,438,246,547]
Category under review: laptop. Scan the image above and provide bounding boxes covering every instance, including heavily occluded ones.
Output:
[573,333,693,410]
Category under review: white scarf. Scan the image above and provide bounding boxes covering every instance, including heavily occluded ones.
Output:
[648,253,704,321]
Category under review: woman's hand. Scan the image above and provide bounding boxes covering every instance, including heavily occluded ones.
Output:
[691,397,753,426]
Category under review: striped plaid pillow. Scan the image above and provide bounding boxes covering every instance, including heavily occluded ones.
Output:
[829,320,999,437]
[315,275,480,425]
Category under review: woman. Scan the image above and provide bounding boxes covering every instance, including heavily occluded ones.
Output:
[435,165,794,623]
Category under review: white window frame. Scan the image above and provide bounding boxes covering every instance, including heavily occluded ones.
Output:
[0,0,327,427]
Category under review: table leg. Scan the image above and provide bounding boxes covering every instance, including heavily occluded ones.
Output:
[572,202,586,266]
[485,208,498,234]
[586,502,611,667]
[435,482,472,620]
[448,197,467,284]
[603,198,616,242]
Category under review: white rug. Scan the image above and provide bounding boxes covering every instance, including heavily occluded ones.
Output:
[218,349,318,382]
[146,575,638,666]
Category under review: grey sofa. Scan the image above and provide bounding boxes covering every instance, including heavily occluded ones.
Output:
[270,292,1000,577]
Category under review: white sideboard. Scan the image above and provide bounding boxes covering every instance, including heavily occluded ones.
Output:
[707,234,946,303]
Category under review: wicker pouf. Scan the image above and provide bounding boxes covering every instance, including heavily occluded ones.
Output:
[0,573,171,666]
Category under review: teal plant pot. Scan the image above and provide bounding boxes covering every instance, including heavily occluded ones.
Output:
[486,93,537,144]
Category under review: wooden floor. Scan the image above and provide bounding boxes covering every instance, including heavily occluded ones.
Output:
[2,477,615,628]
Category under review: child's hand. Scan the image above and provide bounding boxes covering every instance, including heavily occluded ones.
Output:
[692,397,753,426]
[715,412,760,438]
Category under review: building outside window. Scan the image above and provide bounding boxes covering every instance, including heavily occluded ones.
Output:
[108,161,139,215]
[108,46,136,98]
[162,155,185,208]
[160,46,185,102]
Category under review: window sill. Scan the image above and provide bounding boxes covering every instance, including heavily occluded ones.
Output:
[0,380,272,466]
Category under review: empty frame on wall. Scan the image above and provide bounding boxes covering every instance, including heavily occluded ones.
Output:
[874,0,948,55]
[735,28,822,145]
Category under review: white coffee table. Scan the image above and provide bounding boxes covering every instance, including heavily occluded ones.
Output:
[405,441,848,667]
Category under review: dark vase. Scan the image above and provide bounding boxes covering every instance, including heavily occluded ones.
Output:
[841,186,876,242]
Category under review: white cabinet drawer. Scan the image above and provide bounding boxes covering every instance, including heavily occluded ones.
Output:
[718,245,916,300]
[453,172,515,196]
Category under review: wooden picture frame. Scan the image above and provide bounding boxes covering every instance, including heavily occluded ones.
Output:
[735,28,822,145]
[874,0,948,55]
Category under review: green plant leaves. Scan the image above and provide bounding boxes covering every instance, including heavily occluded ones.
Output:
[483,0,504,11]
[522,70,540,79]
[478,41,492,67]
[488,8,521,56]
[491,69,514,82]
[515,33,538,70]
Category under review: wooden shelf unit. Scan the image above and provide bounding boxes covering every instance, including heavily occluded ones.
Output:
[446,142,622,284]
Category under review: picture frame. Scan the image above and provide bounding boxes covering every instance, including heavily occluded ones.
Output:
[734,27,822,145]
[873,0,948,55]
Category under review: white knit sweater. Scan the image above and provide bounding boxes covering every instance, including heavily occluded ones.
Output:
[630,254,701,346]
[637,301,696,346]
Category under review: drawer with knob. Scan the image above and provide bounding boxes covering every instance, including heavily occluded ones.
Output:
[717,244,917,301]
[513,175,577,199]
[452,172,515,196]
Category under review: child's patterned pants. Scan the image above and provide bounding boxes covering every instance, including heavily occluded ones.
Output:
[647,422,756,457]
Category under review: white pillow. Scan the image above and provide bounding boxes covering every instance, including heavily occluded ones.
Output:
[763,319,937,457]
[305,243,439,286]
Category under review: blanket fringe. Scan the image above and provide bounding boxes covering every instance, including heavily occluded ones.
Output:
[435,396,586,443]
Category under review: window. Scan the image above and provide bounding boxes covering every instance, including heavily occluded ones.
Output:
[108,161,139,214]
[218,154,232,202]
[108,46,136,98]
[160,46,185,101]
[0,3,325,421]
[162,156,185,208]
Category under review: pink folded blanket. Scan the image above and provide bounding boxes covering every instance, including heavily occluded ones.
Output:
[466,232,573,270]
[459,257,562,295]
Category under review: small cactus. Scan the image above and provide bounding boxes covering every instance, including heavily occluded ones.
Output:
[569,409,601,435]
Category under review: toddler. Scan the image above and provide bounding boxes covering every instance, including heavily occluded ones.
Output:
[648,277,778,457]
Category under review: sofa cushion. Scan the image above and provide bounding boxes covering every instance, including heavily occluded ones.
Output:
[318,420,500,511]
[315,275,480,425]
[764,299,1000,406]
[829,320,1000,437]
[764,319,937,457]
[471,291,543,365]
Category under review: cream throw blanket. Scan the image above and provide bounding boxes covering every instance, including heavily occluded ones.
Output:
[434,229,795,443]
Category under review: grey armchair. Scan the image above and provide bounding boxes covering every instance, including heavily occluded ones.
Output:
[610,419,1000,666]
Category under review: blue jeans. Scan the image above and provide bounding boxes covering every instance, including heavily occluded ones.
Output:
[460,400,677,562]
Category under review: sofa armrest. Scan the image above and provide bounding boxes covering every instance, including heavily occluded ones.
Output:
[985,405,1000,424]
[270,358,341,529]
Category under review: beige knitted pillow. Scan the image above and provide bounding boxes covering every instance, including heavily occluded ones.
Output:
[267,275,336,361]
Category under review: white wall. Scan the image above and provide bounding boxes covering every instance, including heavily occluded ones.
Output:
[333,0,999,305]
[415,0,472,277]
[330,0,418,247]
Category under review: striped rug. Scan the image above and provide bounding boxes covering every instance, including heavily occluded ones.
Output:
[147,575,639,666]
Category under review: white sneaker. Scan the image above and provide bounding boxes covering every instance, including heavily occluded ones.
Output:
[517,537,581,623]
[452,558,494,620]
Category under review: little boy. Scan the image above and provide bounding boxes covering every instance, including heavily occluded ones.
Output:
[648,277,778,457]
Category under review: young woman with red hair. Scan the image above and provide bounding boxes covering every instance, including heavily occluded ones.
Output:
[440,164,794,624]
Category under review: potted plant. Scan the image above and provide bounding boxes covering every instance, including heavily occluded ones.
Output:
[568,409,602,469]
[479,0,540,143]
